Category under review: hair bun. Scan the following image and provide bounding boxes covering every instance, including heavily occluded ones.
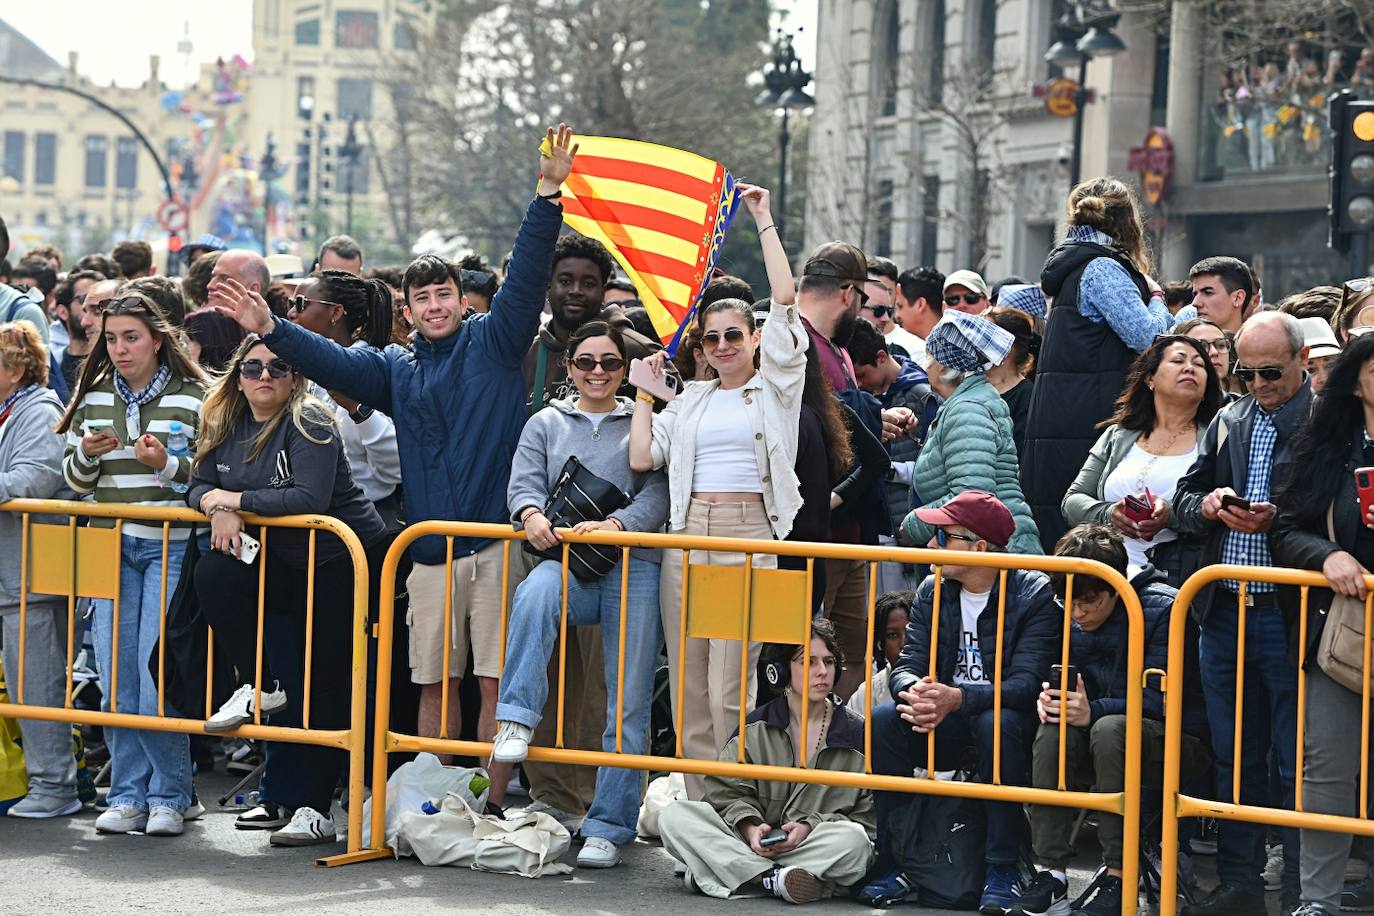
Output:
[1074,195,1107,224]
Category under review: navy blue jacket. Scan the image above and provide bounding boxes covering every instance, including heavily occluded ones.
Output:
[259,196,562,564]
[890,567,1060,715]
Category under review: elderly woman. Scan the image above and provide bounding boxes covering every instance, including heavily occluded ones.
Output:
[900,311,1042,554]
[0,323,80,818]
[1062,335,1222,584]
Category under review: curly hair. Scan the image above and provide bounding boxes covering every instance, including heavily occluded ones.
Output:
[0,321,49,386]
[552,232,615,284]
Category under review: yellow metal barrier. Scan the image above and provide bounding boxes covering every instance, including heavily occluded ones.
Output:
[0,499,373,867]
[368,521,1148,910]
[1159,564,1374,915]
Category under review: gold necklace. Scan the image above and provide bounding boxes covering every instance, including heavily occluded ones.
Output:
[1135,425,1192,494]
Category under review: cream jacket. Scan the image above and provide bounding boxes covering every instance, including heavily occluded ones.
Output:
[648,298,808,539]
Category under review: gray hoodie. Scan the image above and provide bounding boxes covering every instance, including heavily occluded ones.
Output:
[0,285,51,346]
[0,387,73,614]
[508,396,669,563]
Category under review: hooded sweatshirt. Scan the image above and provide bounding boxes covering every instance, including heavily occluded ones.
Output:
[0,387,73,614]
[0,285,51,346]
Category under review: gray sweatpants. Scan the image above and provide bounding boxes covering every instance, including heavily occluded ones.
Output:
[1300,666,1374,910]
[659,800,874,899]
[2,605,78,800]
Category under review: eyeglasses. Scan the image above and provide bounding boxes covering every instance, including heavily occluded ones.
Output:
[702,328,748,350]
[944,293,986,307]
[934,528,979,548]
[842,283,870,307]
[568,354,625,372]
[1197,337,1233,354]
[238,358,294,379]
[1232,363,1286,382]
[288,295,343,314]
[864,305,893,319]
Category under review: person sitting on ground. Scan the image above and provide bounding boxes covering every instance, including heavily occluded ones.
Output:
[486,319,668,868]
[659,618,875,904]
[845,590,913,718]
[1006,524,1211,916]
[865,490,1059,912]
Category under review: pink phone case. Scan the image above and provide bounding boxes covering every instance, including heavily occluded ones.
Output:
[628,358,678,403]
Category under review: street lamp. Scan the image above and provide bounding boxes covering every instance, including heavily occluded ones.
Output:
[338,115,364,236]
[756,30,814,244]
[259,134,286,255]
[1044,4,1127,191]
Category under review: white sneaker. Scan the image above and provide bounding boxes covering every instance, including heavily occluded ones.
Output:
[183,792,205,822]
[491,721,533,763]
[205,683,288,733]
[95,804,148,834]
[519,799,584,832]
[7,794,81,818]
[269,806,337,846]
[765,866,824,904]
[146,806,184,837]
[577,836,621,868]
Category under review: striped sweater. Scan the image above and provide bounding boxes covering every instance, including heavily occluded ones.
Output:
[62,374,206,540]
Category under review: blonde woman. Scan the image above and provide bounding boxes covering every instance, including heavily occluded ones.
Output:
[188,336,386,847]
[55,292,206,837]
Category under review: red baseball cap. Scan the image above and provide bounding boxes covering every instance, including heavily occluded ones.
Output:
[914,490,1015,548]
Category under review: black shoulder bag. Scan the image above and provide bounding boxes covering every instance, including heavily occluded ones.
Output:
[522,456,630,581]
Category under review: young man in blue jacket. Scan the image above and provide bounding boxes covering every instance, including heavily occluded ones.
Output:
[210,123,579,751]
[865,489,1061,913]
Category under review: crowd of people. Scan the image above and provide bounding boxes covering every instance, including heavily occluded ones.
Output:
[2,124,1374,916]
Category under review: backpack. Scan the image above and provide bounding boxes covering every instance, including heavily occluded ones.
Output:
[882,788,988,909]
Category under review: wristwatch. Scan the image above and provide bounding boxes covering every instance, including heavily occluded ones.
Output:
[349,405,375,424]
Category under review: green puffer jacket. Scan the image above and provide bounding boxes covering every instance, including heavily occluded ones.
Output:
[704,695,876,843]
[900,373,1043,555]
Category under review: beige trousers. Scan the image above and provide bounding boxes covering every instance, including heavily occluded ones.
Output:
[659,499,772,799]
[659,800,874,899]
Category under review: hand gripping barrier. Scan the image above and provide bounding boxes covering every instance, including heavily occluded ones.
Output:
[1158,564,1374,915]
[366,520,1146,910]
[0,499,373,867]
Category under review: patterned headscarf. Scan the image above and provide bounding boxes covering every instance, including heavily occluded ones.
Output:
[924,310,1015,374]
[113,363,172,440]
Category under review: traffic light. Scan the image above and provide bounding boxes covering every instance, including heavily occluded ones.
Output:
[1329,89,1374,251]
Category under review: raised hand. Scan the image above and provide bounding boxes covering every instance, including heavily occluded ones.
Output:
[210,275,275,336]
[737,183,773,225]
[539,123,579,195]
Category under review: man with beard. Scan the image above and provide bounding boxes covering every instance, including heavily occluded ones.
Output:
[514,231,665,830]
[51,270,106,393]
[797,242,867,393]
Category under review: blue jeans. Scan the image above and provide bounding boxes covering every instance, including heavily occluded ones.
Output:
[870,700,1033,865]
[91,533,192,813]
[496,557,662,845]
[1199,598,1300,895]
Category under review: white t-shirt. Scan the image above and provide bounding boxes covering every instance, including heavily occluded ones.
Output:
[954,589,991,686]
[1102,441,1198,576]
[691,387,762,492]
[577,406,612,435]
[885,325,925,363]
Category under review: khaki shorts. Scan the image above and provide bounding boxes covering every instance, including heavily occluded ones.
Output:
[406,540,530,684]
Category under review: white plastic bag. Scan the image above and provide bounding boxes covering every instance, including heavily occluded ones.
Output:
[637,772,687,839]
[398,791,573,877]
[361,752,491,852]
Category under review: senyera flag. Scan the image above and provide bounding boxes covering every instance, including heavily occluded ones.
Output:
[539,134,742,354]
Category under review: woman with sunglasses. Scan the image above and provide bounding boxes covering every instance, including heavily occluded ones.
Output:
[1063,335,1223,583]
[487,320,668,868]
[1332,277,1374,343]
[628,183,808,800]
[55,292,207,838]
[188,336,386,846]
[1176,316,1242,400]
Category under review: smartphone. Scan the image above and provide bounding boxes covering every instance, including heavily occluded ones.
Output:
[84,418,116,436]
[627,357,679,403]
[1220,493,1252,513]
[237,531,261,566]
[1123,494,1154,523]
[760,829,787,847]
[1049,664,1079,691]
[1358,468,1374,526]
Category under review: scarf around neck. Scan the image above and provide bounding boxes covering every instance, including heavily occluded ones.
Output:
[113,363,172,441]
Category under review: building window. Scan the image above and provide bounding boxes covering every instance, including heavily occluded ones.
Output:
[3,131,23,182]
[35,210,47,227]
[84,135,108,188]
[336,10,379,49]
[921,175,941,267]
[35,133,56,185]
[394,20,417,50]
[115,137,138,189]
[337,78,374,120]
[295,17,320,45]
[874,180,895,256]
[924,0,946,105]
[873,0,900,117]
[977,0,998,77]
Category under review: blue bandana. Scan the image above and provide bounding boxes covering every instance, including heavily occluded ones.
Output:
[112,363,172,440]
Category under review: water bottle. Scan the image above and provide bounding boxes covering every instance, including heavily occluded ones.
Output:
[165,421,191,494]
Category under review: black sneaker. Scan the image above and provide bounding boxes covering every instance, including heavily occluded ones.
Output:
[1345,874,1374,913]
[1073,872,1123,916]
[1182,883,1266,916]
[1009,870,1070,916]
[235,801,292,830]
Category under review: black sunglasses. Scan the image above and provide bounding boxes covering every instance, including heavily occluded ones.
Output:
[239,358,294,380]
[1232,364,1285,383]
[944,292,985,307]
[103,296,152,315]
[288,294,343,313]
[865,304,893,319]
[568,354,625,372]
[702,328,748,349]
[934,528,979,548]
[843,282,870,307]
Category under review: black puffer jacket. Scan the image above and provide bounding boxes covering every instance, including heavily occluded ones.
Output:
[1021,239,1149,553]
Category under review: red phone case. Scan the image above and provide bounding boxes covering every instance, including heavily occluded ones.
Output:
[1358,467,1374,526]
[1123,495,1153,523]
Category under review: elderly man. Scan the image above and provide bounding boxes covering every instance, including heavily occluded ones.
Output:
[209,250,272,310]
[1171,311,1312,916]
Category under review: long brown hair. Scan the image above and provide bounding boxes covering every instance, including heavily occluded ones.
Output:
[1100,335,1221,433]
[56,292,205,433]
[801,345,853,483]
[1067,177,1151,276]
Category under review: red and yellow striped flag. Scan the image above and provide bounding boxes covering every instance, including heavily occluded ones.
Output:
[540,135,742,350]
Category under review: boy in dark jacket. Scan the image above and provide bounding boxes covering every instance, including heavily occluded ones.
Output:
[867,490,1060,912]
[1008,524,1211,916]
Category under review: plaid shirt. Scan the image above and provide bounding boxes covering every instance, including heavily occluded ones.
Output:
[1219,404,1281,592]
[925,310,1014,374]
